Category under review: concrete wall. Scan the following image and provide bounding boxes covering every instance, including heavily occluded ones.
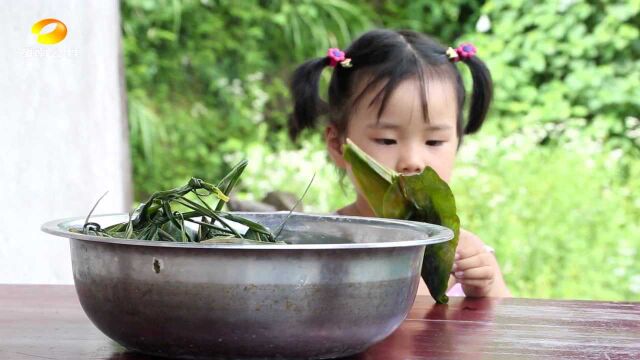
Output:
[0,1,131,283]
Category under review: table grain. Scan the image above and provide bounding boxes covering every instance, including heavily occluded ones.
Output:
[1,285,638,359]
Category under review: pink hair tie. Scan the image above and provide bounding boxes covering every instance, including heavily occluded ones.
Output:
[327,48,352,68]
[447,43,477,62]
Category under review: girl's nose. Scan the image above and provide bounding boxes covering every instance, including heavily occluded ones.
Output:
[397,153,425,176]
[399,164,423,176]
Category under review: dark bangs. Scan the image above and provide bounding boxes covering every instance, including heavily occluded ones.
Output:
[349,60,461,128]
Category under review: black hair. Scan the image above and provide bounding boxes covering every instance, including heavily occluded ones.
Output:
[288,29,493,146]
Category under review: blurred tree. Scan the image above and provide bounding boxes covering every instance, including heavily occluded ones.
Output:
[468,0,639,154]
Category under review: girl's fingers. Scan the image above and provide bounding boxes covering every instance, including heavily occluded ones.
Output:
[456,229,485,258]
[460,279,493,293]
[455,243,483,260]
[453,265,494,281]
[452,252,493,272]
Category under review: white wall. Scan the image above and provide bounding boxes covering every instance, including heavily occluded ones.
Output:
[0,1,131,284]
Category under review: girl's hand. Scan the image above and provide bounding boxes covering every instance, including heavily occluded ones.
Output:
[453,229,511,297]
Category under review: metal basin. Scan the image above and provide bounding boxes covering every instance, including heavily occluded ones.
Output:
[42,212,453,359]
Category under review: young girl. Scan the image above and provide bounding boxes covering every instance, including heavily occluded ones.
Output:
[288,29,510,298]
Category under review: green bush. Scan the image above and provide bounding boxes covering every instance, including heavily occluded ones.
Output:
[453,124,640,300]
[227,125,640,301]
[469,0,639,150]
[121,0,640,300]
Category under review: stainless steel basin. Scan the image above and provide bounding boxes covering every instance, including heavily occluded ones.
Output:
[42,212,452,359]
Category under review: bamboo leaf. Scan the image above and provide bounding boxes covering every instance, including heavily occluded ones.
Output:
[83,161,278,244]
[343,139,460,304]
[342,138,396,215]
[400,169,460,304]
[215,160,248,211]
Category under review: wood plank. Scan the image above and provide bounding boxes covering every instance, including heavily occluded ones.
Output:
[1,285,639,360]
[360,296,640,359]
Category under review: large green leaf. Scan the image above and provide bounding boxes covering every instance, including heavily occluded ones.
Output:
[400,169,460,304]
[343,140,459,304]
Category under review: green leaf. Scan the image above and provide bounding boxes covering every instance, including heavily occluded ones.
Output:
[215,159,248,211]
[382,178,410,219]
[343,140,460,304]
[342,138,396,215]
[400,169,460,304]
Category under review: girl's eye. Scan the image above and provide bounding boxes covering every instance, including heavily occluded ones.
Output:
[374,138,397,145]
[426,140,445,146]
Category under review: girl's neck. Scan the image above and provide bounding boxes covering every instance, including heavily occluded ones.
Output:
[336,196,376,217]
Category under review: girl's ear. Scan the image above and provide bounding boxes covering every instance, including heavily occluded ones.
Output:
[325,124,347,169]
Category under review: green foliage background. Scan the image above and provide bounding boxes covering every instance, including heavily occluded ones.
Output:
[121,0,640,300]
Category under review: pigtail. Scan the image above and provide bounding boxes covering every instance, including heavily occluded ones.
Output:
[461,56,493,135]
[288,57,329,142]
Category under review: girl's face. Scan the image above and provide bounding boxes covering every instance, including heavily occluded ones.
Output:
[327,77,459,187]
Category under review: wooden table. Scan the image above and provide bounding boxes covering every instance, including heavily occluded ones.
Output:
[1,285,639,359]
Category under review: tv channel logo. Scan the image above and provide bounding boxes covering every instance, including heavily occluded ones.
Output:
[32,18,67,45]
